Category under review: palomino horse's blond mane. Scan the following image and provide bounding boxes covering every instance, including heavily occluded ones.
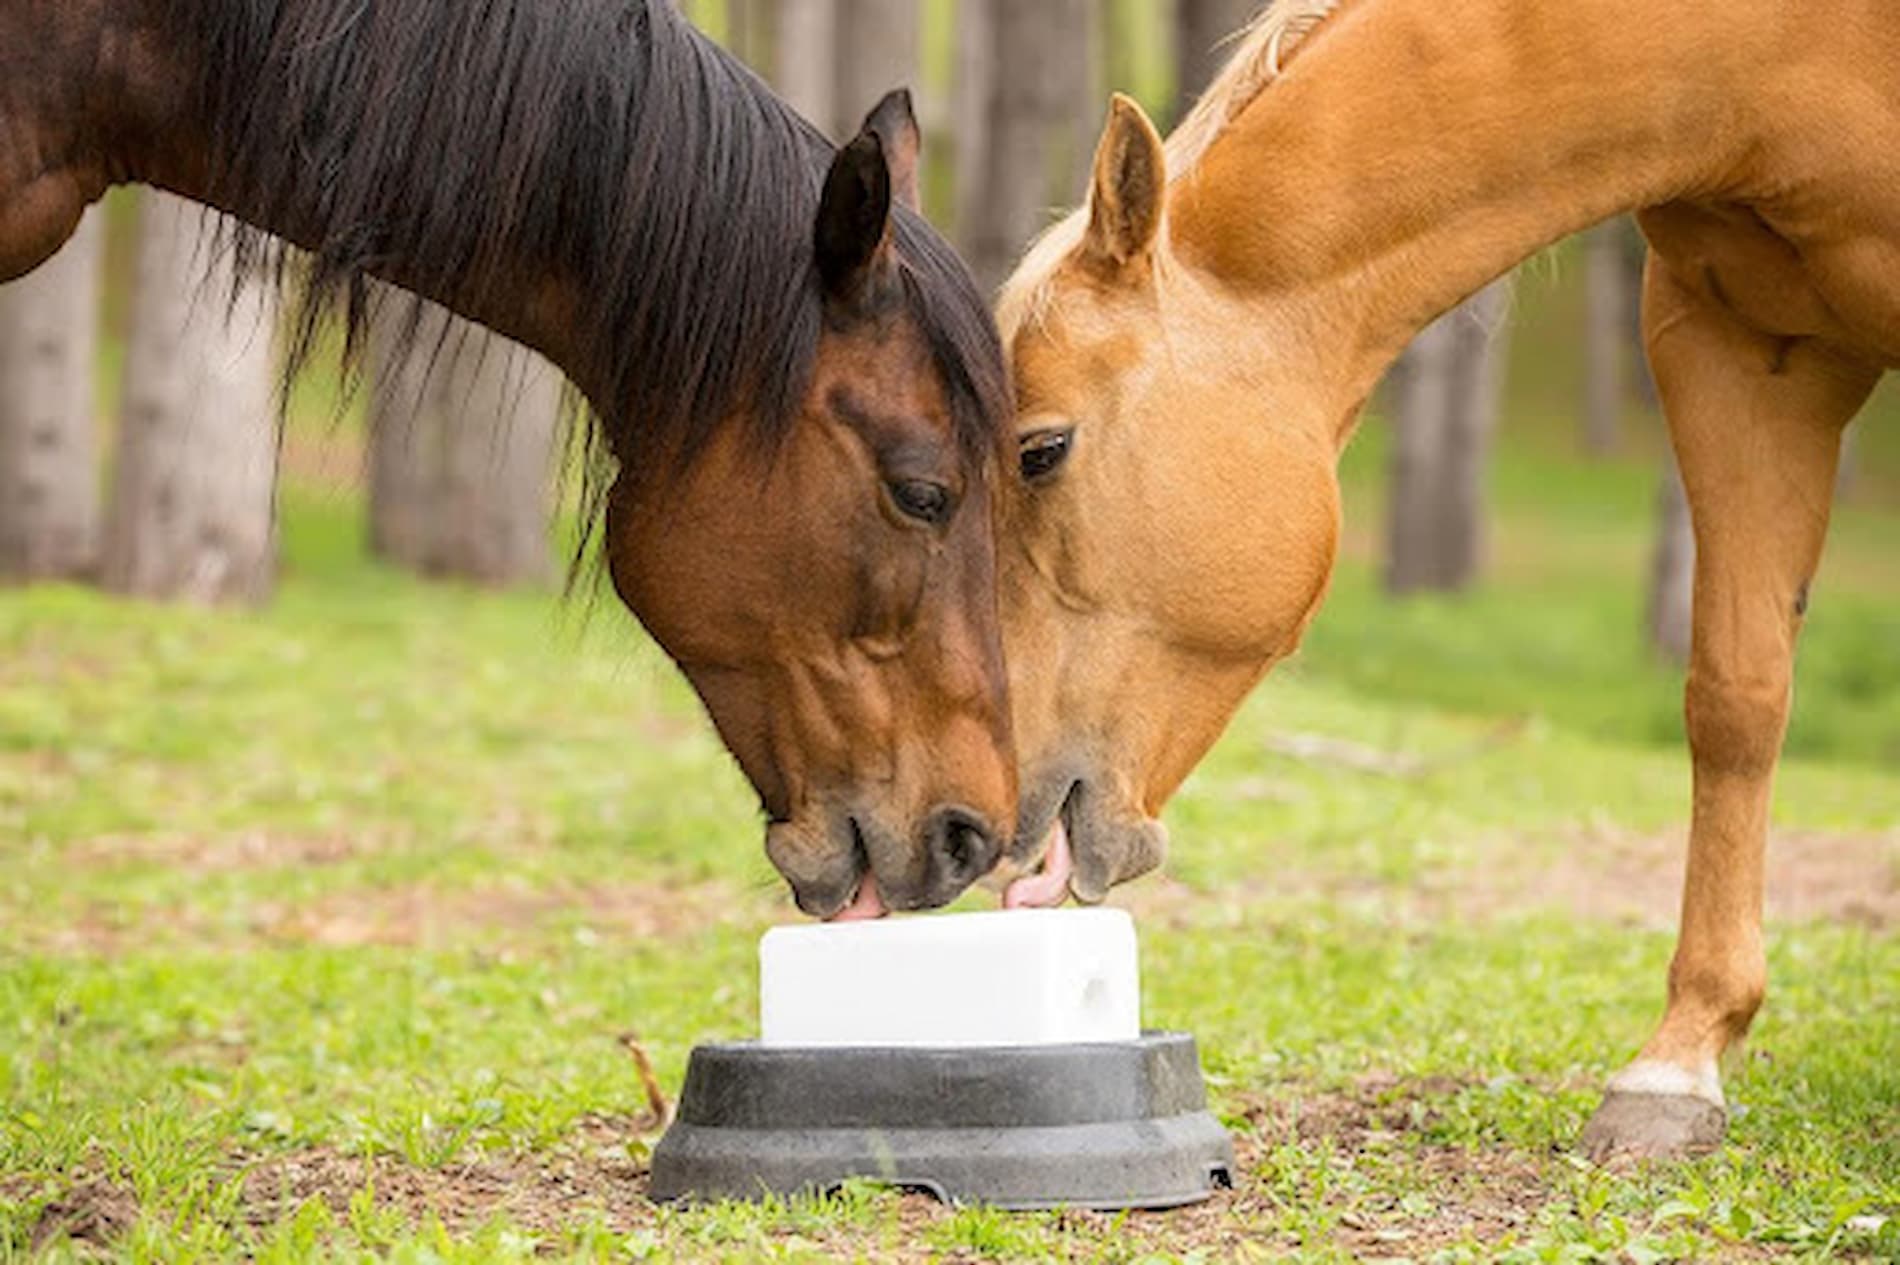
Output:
[995,0,1342,338]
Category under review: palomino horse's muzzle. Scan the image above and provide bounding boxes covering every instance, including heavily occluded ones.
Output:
[1003,774,1170,907]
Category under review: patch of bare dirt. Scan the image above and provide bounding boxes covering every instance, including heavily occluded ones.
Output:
[28,817,1895,962]
[1518,826,1900,931]
[234,1132,966,1260]
[14,876,758,959]
[1109,827,1900,933]
[0,748,73,783]
[18,1079,1792,1259]
[238,1115,653,1241]
[0,636,113,689]
[23,1177,139,1253]
[1163,1076,1559,1258]
[64,830,374,874]
[255,876,754,949]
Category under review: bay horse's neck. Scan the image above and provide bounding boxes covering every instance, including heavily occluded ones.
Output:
[1169,0,1768,445]
[103,0,588,392]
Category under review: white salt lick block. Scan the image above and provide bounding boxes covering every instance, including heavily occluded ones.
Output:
[760,908,1140,1048]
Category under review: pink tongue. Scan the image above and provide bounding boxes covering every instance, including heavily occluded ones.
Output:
[1004,819,1073,909]
[828,873,887,922]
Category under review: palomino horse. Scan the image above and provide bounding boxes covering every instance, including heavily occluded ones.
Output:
[0,0,1016,918]
[995,0,1894,1156]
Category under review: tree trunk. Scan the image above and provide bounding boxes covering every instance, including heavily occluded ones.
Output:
[367,301,562,587]
[1581,220,1626,457]
[831,0,920,140]
[954,0,996,249]
[1836,420,1858,500]
[725,0,777,72]
[1622,225,1658,410]
[1579,216,1652,455]
[1647,456,1695,665]
[775,0,840,133]
[1174,0,1260,120]
[963,0,1098,292]
[1384,280,1512,595]
[102,194,279,604]
[0,210,103,583]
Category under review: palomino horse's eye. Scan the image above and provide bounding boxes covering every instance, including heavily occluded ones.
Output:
[1018,428,1075,483]
[889,479,953,526]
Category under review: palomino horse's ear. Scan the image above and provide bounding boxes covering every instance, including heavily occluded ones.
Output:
[1082,94,1167,271]
[860,89,923,213]
[815,130,895,303]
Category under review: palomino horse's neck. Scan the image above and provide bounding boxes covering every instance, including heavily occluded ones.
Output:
[1169,0,1765,444]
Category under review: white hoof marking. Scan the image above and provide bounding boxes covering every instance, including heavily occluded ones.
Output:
[1606,1058,1724,1106]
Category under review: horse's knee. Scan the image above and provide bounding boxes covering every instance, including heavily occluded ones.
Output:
[1684,666,1791,779]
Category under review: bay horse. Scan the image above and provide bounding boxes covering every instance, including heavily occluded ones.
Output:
[0,0,1017,919]
[994,0,1896,1157]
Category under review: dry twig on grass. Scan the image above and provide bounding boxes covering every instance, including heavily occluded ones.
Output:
[617,1031,674,1132]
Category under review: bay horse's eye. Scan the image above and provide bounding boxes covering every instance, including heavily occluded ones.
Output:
[889,479,952,525]
[1019,428,1075,483]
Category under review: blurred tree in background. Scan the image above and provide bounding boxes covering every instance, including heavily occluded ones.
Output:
[1385,282,1512,596]
[0,213,103,584]
[103,194,278,604]
[960,0,1099,290]
[1649,460,1695,664]
[1175,0,1256,115]
[743,0,921,143]
[768,0,842,131]
[1581,220,1644,457]
[367,303,562,588]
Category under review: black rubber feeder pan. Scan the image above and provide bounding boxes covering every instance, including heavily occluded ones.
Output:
[648,1032,1234,1211]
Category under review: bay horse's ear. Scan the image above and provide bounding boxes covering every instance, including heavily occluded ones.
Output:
[1082,94,1167,271]
[815,131,895,303]
[860,89,923,213]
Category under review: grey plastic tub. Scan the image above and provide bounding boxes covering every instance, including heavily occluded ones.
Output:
[648,1032,1234,1211]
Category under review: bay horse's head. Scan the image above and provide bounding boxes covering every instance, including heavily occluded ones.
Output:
[993,96,1341,904]
[605,95,1016,920]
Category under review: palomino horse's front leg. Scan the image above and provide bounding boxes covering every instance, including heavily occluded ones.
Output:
[1579,252,1878,1160]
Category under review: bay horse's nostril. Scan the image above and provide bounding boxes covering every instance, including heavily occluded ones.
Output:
[929,807,1001,887]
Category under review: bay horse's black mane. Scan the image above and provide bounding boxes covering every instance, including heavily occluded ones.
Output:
[183,0,1007,474]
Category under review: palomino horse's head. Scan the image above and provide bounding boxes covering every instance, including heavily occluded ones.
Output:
[607,95,1017,920]
[994,96,1341,904]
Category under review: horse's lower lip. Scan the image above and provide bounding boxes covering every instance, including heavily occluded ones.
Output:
[826,873,886,921]
[824,819,886,921]
[1010,809,1071,907]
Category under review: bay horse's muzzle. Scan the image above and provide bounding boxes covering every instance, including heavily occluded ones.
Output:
[771,804,1005,920]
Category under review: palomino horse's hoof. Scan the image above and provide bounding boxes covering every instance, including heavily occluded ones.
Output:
[1578,1091,1727,1161]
